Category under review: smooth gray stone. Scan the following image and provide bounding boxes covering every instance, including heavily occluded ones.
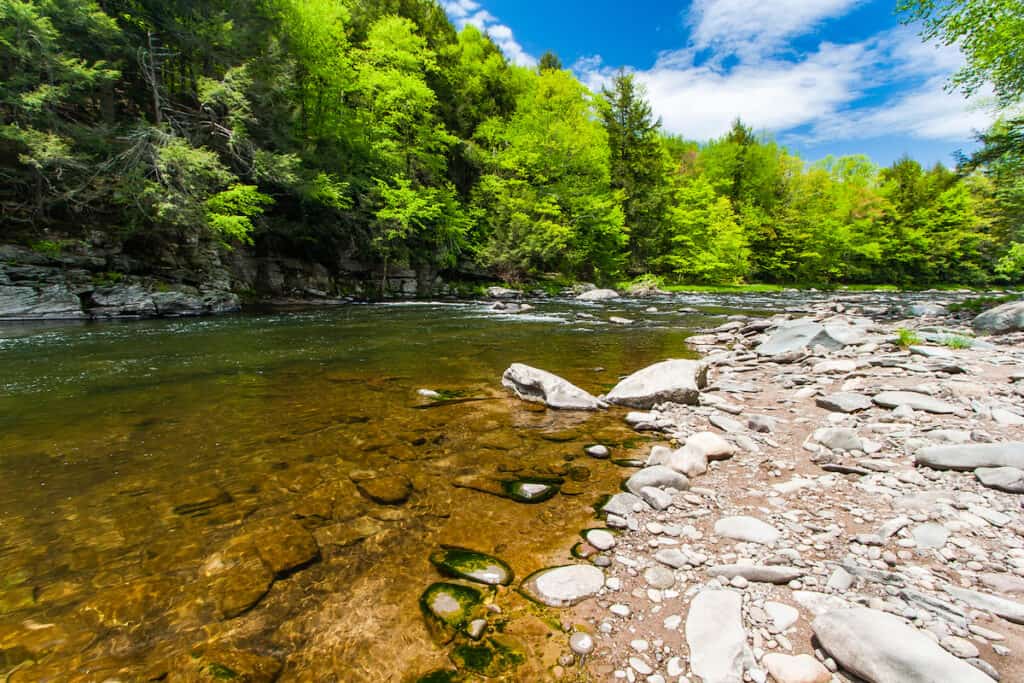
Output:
[501,363,607,410]
[973,300,1024,335]
[605,359,708,408]
[944,585,1024,624]
[707,565,805,584]
[576,288,620,301]
[714,516,780,545]
[873,391,956,414]
[756,321,846,356]
[602,492,644,517]
[520,565,605,607]
[814,427,863,452]
[812,607,994,683]
[912,523,949,549]
[975,466,1024,493]
[686,590,748,683]
[816,392,873,413]
[625,466,689,497]
[915,443,1024,471]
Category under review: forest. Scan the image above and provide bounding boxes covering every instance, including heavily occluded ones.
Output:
[1,0,1022,288]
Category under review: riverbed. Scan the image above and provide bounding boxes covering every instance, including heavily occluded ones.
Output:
[0,292,987,681]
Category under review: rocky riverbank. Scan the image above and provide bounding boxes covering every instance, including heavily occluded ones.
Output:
[499,295,1024,682]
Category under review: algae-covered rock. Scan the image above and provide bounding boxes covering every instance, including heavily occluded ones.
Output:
[500,477,561,503]
[429,547,513,586]
[420,582,484,644]
[449,636,525,677]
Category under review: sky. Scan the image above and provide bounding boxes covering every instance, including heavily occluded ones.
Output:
[440,0,997,167]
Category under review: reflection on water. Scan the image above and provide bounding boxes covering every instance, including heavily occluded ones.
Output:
[0,299,721,681]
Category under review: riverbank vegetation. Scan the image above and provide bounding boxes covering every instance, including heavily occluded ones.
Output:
[2,0,1022,288]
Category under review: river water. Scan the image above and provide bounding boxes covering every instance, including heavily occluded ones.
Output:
[0,292,964,681]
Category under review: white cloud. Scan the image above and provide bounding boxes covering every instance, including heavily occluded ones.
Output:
[574,27,994,144]
[440,1,537,67]
[689,0,865,61]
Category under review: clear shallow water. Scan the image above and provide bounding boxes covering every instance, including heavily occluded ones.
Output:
[0,298,728,681]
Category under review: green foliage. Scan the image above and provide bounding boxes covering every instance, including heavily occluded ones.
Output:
[0,0,1016,291]
[896,328,922,348]
[944,335,973,350]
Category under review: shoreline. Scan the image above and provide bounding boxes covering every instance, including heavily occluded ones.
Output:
[528,296,1024,682]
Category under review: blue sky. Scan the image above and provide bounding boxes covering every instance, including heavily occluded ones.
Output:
[441,0,996,166]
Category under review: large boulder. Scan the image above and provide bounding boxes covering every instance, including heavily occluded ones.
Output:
[973,299,1024,335]
[501,363,606,411]
[575,288,619,301]
[915,443,1024,471]
[604,359,708,408]
[812,607,993,683]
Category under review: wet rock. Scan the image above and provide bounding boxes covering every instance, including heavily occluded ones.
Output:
[430,547,513,586]
[569,632,595,656]
[352,473,413,505]
[714,516,781,545]
[501,477,561,503]
[501,363,606,410]
[420,582,484,644]
[604,359,708,408]
[686,589,748,683]
[450,636,525,677]
[915,443,1024,471]
[177,648,283,683]
[250,519,320,575]
[576,288,620,301]
[762,654,831,683]
[816,392,873,413]
[706,565,804,584]
[873,391,956,414]
[209,556,274,619]
[973,300,1024,335]
[812,607,993,683]
[312,517,383,555]
[585,444,610,459]
[486,286,520,299]
[520,565,604,607]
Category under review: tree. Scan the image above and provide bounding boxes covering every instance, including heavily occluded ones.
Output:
[899,0,1024,107]
[537,51,563,71]
[472,68,627,281]
[598,71,670,270]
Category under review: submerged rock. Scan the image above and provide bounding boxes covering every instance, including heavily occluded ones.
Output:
[604,359,708,408]
[420,582,484,644]
[352,473,413,505]
[449,636,525,677]
[812,607,993,683]
[915,443,1024,471]
[500,477,562,503]
[520,565,604,607]
[209,556,274,619]
[429,547,513,586]
[501,363,606,410]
